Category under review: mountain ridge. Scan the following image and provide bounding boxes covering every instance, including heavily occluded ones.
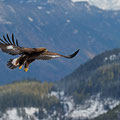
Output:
[1,0,120,84]
[58,48,120,102]
[72,0,120,10]
[0,48,120,119]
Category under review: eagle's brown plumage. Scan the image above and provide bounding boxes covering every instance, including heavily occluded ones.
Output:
[0,34,79,72]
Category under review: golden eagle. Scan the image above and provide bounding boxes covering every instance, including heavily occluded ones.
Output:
[0,34,79,72]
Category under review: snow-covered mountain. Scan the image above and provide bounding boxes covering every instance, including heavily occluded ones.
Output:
[0,92,119,120]
[57,48,120,119]
[0,108,39,120]
[1,48,120,120]
[1,0,120,84]
[72,0,120,10]
[49,91,120,120]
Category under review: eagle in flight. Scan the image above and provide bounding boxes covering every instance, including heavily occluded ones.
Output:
[0,34,79,72]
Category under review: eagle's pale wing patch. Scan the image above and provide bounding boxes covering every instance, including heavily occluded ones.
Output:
[0,34,23,55]
[0,44,22,55]
[37,54,61,60]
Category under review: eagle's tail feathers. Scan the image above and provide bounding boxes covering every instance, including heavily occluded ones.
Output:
[7,57,20,69]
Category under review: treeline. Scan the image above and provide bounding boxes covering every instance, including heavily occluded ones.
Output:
[72,62,120,103]
[0,80,61,112]
[58,48,120,104]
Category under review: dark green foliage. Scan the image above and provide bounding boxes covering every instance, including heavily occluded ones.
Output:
[0,81,60,112]
[58,48,120,103]
[92,104,120,120]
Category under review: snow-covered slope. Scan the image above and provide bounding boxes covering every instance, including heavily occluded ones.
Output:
[71,0,120,10]
[0,108,39,120]
[0,92,119,120]
[67,94,120,119]
[1,0,120,83]
[57,48,120,119]
[1,49,120,120]
[50,91,120,120]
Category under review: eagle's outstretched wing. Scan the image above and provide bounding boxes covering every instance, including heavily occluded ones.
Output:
[0,34,46,55]
[0,34,22,55]
[58,49,79,58]
[36,49,80,60]
[0,34,79,72]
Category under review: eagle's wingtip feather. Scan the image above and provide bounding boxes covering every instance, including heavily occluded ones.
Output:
[69,49,80,58]
[61,49,80,59]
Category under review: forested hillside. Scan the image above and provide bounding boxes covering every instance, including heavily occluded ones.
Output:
[92,104,120,120]
[58,48,120,103]
[0,80,60,111]
[1,48,120,119]
[0,80,67,119]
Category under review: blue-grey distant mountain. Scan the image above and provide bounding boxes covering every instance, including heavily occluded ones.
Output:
[0,0,120,84]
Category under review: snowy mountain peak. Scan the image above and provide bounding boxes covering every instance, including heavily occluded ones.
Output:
[71,0,120,11]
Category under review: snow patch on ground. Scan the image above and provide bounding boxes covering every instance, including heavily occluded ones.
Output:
[71,0,120,11]
[67,94,120,119]
[0,107,39,120]
[7,5,16,14]
[0,16,12,25]
[49,91,120,119]
[37,6,42,10]
[26,0,37,3]
[25,107,39,116]
[1,108,23,120]
[0,92,120,120]
[28,16,33,22]
[46,11,51,14]
[66,19,70,23]
[104,54,117,61]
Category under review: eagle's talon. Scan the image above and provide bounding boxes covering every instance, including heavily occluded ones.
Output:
[24,68,28,72]
[0,34,79,72]
[19,65,23,69]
